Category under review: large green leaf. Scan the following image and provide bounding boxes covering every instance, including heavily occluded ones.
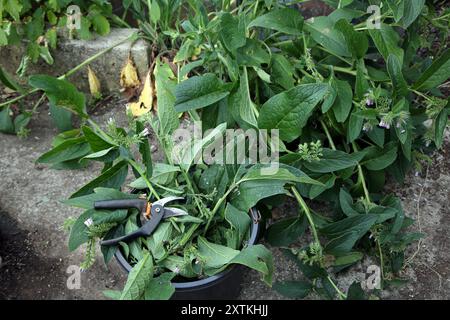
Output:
[224,204,251,249]
[355,59,369,101]
[333,251,364,267]
[304,174,336,199]
[144,273,175,300]
[347,113,363,143]
[0,107,14,134]
[387,54,408,98]
[91,13,110,36]
[231,179,287,212]
[154,59,179,136]
[198,236,240,269]
[0,66,24,92]
[92,209,128,225]
[339,188,360,217]
[248,8,304,35]
[70,161,129,198]
[271,54,295,90]
[49,103,72,132]
[321,214,379,239]
[266,216,307,247]
[4,0,22,22]
[305,16,351,57]
[229,68,258,129]
[29,75,87,117]
[368,24,404,64]
[324,231,360,255]
[401,0,425,28]
[346,281,367,300]
[146,222,172,260]
[273,280,312,299]
[68,209,93,251]
[176,122,227,171]
[334,19,368,59]
[82,126,116,152]
[332,79,353,123]
[136,121,152,179]
[229,244,274,285]
[120,251,154,300]
[236,39,270,67]
[36,137,90,164]
[258,83,329,142]
[220,13,246,52]
[362,142,398,171]
[304,149,365,173]
[130,163,180,189]
[413,49,450,91]
[0,27,8,46]
[239,165,321,186]
[198,237,273,284]
[435,103,449,149]
[175,74,230,112]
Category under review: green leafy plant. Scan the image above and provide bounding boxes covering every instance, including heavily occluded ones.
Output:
[0,31,138,138]
[25,0,450,300]
[0,0,132,136]
[158,0,449,299]
[41,58,327,300]
[0,0,118,70]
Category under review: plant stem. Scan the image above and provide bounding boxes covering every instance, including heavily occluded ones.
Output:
[411,89,434,103]
[203,185,236,234]
[291,187,320,246]
[327,276,348,300]
[128,159,161,200]
[357,163,371,203]
[292,186,348,299]
[181,169,207,217]
[320,120,336,150]
[351,142,371,203]
[31,94,46,113]
[352,142,385,282]
[317,46,352,66]
[377,239,385,284]
[0,32,139,109]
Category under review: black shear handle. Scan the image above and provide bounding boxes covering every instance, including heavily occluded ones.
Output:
[100,229,146,246]
[94,199,146,211]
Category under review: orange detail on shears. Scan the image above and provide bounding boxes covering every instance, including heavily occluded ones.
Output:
[145,202,152,219]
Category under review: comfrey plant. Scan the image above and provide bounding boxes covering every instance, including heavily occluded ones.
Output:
[13,0,449,300]
[156,0,449,299]
[36,59,321,300]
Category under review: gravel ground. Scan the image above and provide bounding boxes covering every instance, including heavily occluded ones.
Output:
[0,96,448,300]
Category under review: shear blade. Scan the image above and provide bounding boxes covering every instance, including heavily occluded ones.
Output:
[163,207,188,218]
[154,196,184,207]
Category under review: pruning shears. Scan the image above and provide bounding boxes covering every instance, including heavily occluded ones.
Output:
[94,196,188,246]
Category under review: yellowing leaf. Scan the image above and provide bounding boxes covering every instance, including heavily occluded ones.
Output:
[120,56,140,89]
[87,66,101,99]
[127,71,153,117]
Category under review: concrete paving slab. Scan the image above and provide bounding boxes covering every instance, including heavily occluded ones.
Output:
[0,28,150,94]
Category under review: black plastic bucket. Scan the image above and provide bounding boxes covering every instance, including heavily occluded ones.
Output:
[115,208,263,300]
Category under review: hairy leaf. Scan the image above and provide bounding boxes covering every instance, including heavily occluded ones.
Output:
[258,83,329,142]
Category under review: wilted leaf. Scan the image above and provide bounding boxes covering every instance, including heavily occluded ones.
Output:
[120,55,140,89]
[128,71,153,117]
[87,66,101,99]
[120,251,154,300]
